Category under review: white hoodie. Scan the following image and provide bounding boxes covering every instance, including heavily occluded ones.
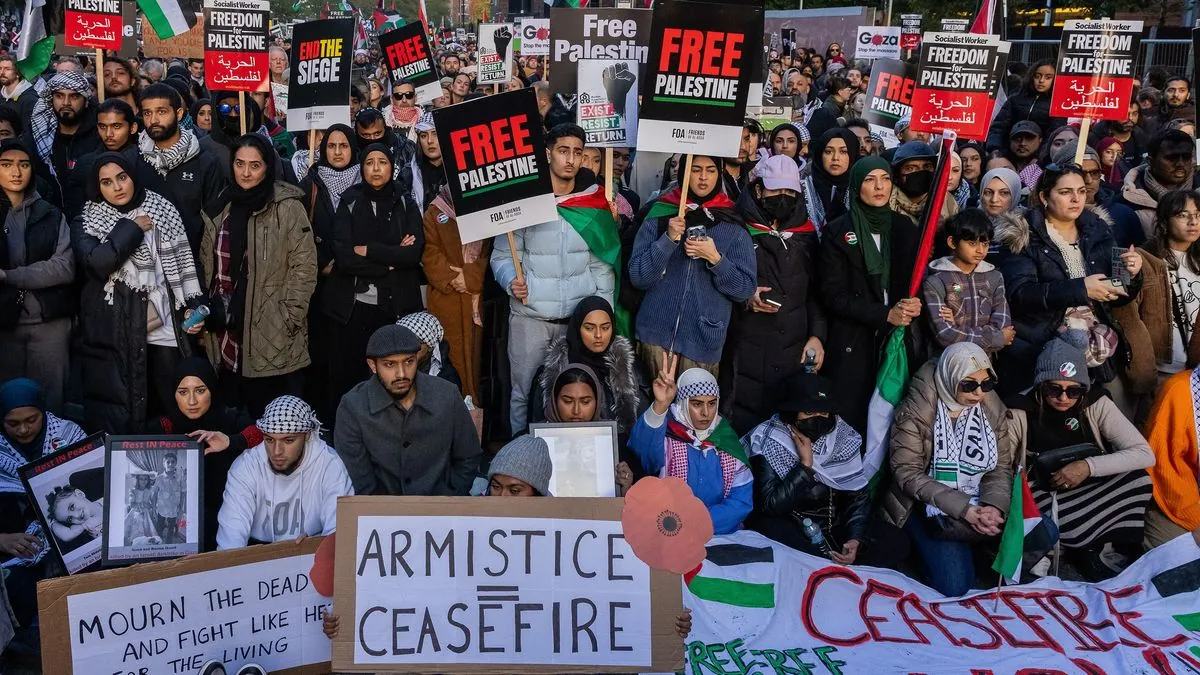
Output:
[216,436,354,550]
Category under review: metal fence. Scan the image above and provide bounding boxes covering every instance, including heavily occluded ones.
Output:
[1007,27,1193,79]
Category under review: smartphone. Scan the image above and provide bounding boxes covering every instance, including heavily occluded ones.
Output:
[763,298,782,307]
[686,225,707,240]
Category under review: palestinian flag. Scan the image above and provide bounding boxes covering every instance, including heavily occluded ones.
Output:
[137,0,200,40]
[969,0,1008,128]
[15,0,59,81]
[744,219,815,237]
[642,186,737,223]
[863,133,956,489]
[545,0,588,6]
[992,468,1052,583]
[685,542,775,609]
[558,184,631,337]
[374,9,404,32]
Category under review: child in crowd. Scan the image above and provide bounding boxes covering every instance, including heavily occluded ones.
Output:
[923,209,1015,354]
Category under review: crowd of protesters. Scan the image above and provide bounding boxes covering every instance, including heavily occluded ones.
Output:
[0,28,1197,673]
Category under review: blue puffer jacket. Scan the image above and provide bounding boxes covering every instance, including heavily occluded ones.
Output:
[490,212,615,321]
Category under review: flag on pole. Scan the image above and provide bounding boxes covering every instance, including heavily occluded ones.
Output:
[137,0,200,40]
[557,184,632,337]
[417,0,430,34]
[863,133,957,486]
[991,468,1052,583]
[15,0,58,81]
[375,0,404,33]
[969,0,1008,126]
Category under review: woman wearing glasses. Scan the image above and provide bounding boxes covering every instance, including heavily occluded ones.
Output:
[1008,333,1153,580]
[881,342,1019,596]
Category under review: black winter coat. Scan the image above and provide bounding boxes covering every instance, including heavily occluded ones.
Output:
[322,184,425,323]
[141,143,227,254]
[72,217,200,434]
[297,170,342,274]
[25,112,103,212]
[986,90,1067,152]
[817,212,920,432]
[747,453,871,552]
[724,229,827,435]
[993,207,1141,394]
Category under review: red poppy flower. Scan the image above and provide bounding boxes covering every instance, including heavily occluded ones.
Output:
[311,533,336,597]
[621,476,712,574]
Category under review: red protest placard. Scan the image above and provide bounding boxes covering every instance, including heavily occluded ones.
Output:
[909,32,1003,141]
[1049,19,1143,121]
[64,0,123,50]
[204,0,270,92]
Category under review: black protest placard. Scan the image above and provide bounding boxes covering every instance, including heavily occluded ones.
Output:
[863,58,917,148]
[203,0,270,93]
[636,0,761,156]
[287,19,353,132]
[1049,19,1143,121]
[550,8,653,95]
[910,32,1002,141]
[432,89,559,244]
[65,0,123,50]
[380,22,441,104]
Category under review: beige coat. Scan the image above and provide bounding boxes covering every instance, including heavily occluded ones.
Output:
[1011,395,1154,478]
[199,182,317,378]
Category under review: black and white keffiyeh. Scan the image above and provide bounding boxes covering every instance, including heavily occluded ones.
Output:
[81,190,202,307]
[397,311,445,376]
[927,401,998,517]
[746,415,868,491]
[29,72,93,175]
[257,395,320,434]
[317,164,361,211]
[139,128,201,176]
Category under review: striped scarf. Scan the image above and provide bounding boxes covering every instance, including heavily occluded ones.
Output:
[927,401,998,517]
[664,418,750,498]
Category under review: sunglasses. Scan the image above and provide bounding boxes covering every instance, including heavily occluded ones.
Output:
[393,91,415,100]
[958,378,996,394]
[1043,383,1088,400]
[217,103,240,115]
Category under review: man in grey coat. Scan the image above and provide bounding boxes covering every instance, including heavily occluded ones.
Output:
[335,324,481,496]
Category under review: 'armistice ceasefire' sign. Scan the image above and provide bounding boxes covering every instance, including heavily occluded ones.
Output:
[380,22,441,104]
[204,0,270,92]
[909,31,1004,141]
[863,58,917,148]
[331,497,683,673]
[550,8,652,95]
[286,20,353,132]
[431,89,558,244]
[636,0,762,156]
[65,0,123,50]
[1049,19,1144,121]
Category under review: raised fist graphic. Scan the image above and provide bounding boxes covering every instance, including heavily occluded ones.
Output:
[602,62,636,116]
[493,26,513,63]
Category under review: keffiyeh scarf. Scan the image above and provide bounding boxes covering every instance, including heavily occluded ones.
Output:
[397,311,445,376]
[81,191,203,307]
[139,128,201,177]
[316,164,361,211]
[291,150,316,182]
[29,72,93,175]
[257,395,320,434]
[663,368,751,498]
[927,401,998,517]
[746,415,868,491]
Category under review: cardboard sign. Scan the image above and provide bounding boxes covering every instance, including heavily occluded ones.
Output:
[380,22,441,104]
[287,19,354,132]
[686,530,1200,673]
[204,0,270,92]
[65,0,123,50]
[273,81,289,116]
[143,12,204,59]
[940,18,970,33]
[863,58,917,148]
[855,25,901,61]
[520,18,550,56]
[1049,19,1143,121]
[431,89,558,244]
[19,433,106,575]
[330,497,683,673]
[38,538,331,675]
[900,13,921,51]
[578,58,639,147]
[910,32,1004,141]
[550,8,652,95]
[636,0,761,156]
[478,22,516,85]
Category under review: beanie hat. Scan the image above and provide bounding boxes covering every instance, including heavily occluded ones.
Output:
[488,435,553,496]
[1034,331,1092,387]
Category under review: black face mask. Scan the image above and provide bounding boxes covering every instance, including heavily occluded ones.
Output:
[760,194,797,223]
[791,414,836,442]
[898,169,933,198]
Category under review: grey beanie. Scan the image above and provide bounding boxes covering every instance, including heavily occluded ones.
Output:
[1034,331,1092,387]
[488,435,553,496]
[1052,139,1099,167]
[366,324,423,359]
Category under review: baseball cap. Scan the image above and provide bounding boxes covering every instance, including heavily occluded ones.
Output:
[1010,121,1042,139]
[891,140,937,167]
[751,154,804,192]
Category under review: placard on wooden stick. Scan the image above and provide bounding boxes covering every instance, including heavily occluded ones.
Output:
[332,496,684,673]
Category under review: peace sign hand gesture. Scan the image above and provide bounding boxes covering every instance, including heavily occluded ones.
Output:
[651,352,679,415]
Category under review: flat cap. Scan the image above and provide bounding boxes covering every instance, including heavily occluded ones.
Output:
[366,324,423,358]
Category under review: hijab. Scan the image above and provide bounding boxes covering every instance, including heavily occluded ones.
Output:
[670,368,721,440]
[979,167,1023,215]
[189,98,211,128]
[315,124,361,211]
[87,152,146,213]
[935,342,994,414]
[654,155,742,230]
[545,363,606,423]
[166,357,228,434]
[950,152,972,210]
[352,144,399,243]
[566,296,615,373]
[847,156,893,284]
[810,128,860,222]
[0,140,34,227]
[0,378,45,462]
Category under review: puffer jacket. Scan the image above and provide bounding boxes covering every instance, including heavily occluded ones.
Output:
[992,205,1141,394]
[527,335,646,433]
[880,361,1019,528]
[489,209,615,321]
[985,90,1066,152]
[199,182,318,378]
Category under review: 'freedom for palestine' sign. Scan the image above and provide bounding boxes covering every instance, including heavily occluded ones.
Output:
[1049,19,1143,121]
[909,31,1004,140]
[204,0,270,92]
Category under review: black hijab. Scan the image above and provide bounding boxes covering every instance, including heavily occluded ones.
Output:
[224,135,275,327]
[0,139,34,227]
[566,296,615,373]
[769,123,804,161]
[166,357,229,434]
[317,123,359,170]
[350,144,400,249]
[88,151,146,213]
[810,128,860,222]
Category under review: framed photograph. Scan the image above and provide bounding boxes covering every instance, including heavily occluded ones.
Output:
[102,436,203,566]
[19,433,107,574]
[529,421,620,497]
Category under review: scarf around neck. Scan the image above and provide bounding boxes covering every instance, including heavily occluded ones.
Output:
[317,163,361,211]
[139,128,201,177]
[927,401,998,517]
[848,156,893,285]
[747,415,868,491]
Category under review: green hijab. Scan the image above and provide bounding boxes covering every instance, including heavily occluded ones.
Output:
[848,156,894,288]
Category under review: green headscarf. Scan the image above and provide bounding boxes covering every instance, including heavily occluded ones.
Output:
[848,156,894,289]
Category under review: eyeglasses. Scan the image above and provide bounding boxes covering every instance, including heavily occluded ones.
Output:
[217,103,240,115]
[393,91,415,100]
[958,378,996,394]
[1042,383,1088,400]
[1171,211,1200,222]
[1082,169,1103,180]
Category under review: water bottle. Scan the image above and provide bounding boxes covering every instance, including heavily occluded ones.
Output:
[182,305,209,331]
[803,348,818,374]
[801,518,832,557]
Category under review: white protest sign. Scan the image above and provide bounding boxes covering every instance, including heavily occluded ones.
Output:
[578,58,640,148]
[855,26,902,61]
[477,22,516,85]
[520,18,550,56]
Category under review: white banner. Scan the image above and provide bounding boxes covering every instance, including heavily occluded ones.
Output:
[578,58,639,148]
[686,530,1200,674]
[855,26,902,61]
[519,18,550,56]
